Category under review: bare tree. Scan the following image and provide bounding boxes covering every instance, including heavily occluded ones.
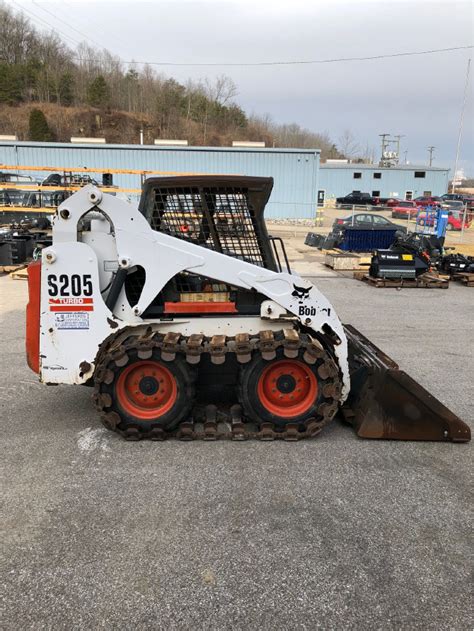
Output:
[360,140,376,164]
[205,75,238,105]
[0,5,38,64]
[338,129,361,159]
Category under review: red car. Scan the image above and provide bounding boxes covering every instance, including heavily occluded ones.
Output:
[418,210,472,231]
[413,196,442,207]
[391,200,419,219]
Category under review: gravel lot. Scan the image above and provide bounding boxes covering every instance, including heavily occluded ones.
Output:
[1,263,472,630]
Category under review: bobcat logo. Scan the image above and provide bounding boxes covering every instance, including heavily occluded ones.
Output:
[291,284,311,303]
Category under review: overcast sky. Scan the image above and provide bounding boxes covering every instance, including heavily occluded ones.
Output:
[14,0,474,175]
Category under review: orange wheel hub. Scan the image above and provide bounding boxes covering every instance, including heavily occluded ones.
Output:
[116,361,177,420]
[257,359,318,418]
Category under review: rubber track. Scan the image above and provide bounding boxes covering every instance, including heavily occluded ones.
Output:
[93,328,342,441]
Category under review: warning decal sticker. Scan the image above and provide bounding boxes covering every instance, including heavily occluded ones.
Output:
[55,312,90,330]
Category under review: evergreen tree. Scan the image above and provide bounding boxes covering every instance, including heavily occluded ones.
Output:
[28,108,54,141]
[86,75,110,108]
[0,63,23,104]
[58,72,74,106]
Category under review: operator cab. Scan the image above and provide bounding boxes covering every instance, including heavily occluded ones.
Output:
[131,175,290,317]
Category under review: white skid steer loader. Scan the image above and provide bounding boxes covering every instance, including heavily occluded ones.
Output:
[26,176,470,442]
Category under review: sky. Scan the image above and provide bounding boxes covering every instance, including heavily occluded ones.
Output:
[11,0,474,175]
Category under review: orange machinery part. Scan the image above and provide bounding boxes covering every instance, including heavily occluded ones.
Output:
[25,260,41,373]
[164,301,238,314]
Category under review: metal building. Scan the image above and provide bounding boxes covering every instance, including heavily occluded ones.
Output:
[0,141,320,219]
[318,163,449,204]
[1,140,451,218]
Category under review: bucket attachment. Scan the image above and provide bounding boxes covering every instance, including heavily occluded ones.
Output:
[342,325,471,442]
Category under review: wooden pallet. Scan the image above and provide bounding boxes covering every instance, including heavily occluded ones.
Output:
[453,272,474,287]
[0,263,27,275]
[10,266,29,280]
[355,272,449,289]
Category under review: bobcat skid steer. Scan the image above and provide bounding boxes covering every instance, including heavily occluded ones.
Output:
[25,176,470,442]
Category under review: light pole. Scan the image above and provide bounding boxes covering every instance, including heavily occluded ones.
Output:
[452,58,471,193]
[427,146,435,166]
[379,133,390,166]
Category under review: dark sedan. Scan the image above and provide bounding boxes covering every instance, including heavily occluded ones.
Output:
[333,213,408,234]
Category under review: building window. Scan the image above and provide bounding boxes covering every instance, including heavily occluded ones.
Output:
[423,191,432,196]
[353,172,362,179]
[405,191,413,200]
[373,172,382,179]
[372,190,380,197]
[414,171,426,178]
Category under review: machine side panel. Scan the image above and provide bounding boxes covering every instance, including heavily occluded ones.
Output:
[39,242,123,384]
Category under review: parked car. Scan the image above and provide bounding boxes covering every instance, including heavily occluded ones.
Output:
[391,200,419,219]
[385,198,402,207]
[441,193,463,201]
[418,209,472,231]
[441,193,474,210]
[333,213,407,235]
[413,195,442,207]
[441,200,465,211]
[336,192,378,207]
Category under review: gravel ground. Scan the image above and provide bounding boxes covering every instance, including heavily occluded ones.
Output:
[1,271,472,630]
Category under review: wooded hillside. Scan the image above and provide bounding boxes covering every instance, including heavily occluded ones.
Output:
[0,3,346,157]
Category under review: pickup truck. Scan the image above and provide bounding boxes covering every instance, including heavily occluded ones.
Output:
[335,192,395,207]
[336,192,380,207]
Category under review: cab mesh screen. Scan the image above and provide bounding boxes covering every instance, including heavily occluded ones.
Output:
[147,186,265,266]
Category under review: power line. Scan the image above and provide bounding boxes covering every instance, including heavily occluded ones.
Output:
[31,0,103,49]
[9,0,83,47]
[59,0,123,52]
[7,2,472,69]
[67,45,473,67]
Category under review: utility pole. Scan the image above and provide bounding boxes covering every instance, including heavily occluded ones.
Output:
[403,150,408,164]
[427,146,435,166]
[379,133,391,166]
[394,134,405,165]
[452,58,471,193]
